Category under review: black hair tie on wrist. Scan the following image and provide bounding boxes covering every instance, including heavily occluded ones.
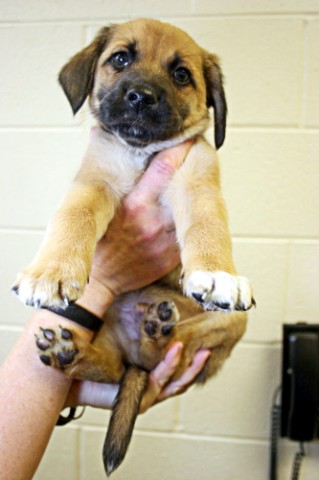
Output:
[42,303,104,332]
[56,407,85,426]
[56,407,77,426]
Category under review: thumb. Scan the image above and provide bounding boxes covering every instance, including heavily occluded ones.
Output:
[132,140,193,203]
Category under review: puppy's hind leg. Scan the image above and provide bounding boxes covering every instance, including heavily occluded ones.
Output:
[35,325,124,383]
[102,296,179,476]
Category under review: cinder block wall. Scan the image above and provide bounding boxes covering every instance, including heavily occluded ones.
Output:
[1,1,319,479]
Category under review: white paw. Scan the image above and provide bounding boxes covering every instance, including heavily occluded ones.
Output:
[184,270,255,312]
[12,259,88,308]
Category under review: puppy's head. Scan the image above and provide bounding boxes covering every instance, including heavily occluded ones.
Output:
[59,19,227,149]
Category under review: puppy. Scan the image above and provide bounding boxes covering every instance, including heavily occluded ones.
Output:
[12,19,254,476]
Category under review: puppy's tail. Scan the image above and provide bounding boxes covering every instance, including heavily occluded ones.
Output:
[103,366,149,476]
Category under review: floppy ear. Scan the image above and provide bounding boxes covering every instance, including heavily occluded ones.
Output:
[204,54,227,150]
[58,27,112,114]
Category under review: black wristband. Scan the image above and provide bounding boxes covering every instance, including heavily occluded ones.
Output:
[42,303,103,332]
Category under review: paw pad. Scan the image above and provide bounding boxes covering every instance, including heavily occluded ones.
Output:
[157,301,174,321]
[136,300,179,339]
[35,326,78,369]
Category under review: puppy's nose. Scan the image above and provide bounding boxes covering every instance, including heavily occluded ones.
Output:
[125,87,158,111]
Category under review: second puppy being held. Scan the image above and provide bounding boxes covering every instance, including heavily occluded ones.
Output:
[13,19,255,475]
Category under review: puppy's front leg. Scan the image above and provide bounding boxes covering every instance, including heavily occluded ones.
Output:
[165,138,254,312]
[13,172,119,308]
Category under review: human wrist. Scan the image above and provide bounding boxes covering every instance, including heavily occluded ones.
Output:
[26,279,115,345]
[75,277,115,319]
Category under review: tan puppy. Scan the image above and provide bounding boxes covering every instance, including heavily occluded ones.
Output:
[13,19,254,475]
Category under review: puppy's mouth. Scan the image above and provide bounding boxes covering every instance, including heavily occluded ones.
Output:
[113,122,153,147]
[100,112,183,148]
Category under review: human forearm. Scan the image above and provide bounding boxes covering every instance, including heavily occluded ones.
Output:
[0,286,113,480]
[0,311,71,479]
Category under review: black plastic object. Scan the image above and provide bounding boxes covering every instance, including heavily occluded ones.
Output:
[281,323,319,441]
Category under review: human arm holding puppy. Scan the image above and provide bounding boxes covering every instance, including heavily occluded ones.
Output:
[0,142,210,480]
[67,140,211,411]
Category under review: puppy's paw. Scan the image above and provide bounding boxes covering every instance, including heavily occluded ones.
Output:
[35,326,80,369]
[12,258,89,308]
[136,301,180,340]
[184,270,255,312]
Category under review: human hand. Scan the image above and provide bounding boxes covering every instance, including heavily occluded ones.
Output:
[65,343,211,412]
[140,343,211,413]
[78,140,192,317]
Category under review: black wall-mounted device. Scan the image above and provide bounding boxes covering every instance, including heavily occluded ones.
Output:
[280,323,319,442]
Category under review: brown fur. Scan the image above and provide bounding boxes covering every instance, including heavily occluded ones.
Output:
[13,19,254,475]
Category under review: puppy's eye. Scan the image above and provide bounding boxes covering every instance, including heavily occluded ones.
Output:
[173,67,191,85]
[109,51,132,69]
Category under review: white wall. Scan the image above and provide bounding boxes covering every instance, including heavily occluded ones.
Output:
[1,1,319,479]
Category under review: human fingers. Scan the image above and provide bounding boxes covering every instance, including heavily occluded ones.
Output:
[157,349,211,401]
[66,348,210,411]
[129,140,193,205]
[139,342,184,413]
